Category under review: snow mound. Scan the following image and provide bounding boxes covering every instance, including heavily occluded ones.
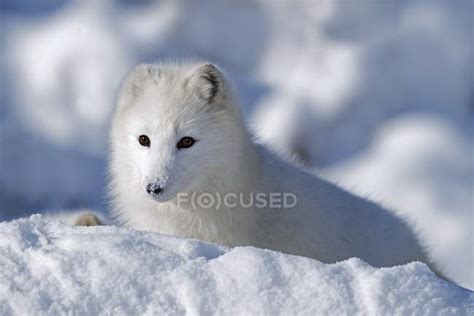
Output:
[1,216,472,315]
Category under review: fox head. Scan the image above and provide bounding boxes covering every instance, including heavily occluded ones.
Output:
[110,62,247,204]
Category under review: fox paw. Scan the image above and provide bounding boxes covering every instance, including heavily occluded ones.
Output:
[74,213,102,227]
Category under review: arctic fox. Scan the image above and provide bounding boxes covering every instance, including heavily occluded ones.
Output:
[109,62,428,268]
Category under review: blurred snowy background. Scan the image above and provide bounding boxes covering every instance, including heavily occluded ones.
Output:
[0,0,472,288]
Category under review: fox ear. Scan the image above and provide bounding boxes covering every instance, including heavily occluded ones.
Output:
[124,64,159,97]
[117,64,159,109]
[186,63,223,103]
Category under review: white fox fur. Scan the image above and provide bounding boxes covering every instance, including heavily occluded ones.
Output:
[109,61,429,268]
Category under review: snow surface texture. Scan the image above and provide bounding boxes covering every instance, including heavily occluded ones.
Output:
[1,1,473,288]
[0,215,472,315]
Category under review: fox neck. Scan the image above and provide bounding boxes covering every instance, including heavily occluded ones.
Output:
[197,133,259,196]
[165,126,262,246]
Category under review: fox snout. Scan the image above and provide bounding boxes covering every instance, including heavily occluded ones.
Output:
[146,183,164,196]
[145,176,170,198]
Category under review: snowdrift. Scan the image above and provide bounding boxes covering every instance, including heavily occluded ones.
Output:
[1,215,472,315]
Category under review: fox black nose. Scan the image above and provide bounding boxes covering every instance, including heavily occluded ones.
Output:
[146,183,164,195]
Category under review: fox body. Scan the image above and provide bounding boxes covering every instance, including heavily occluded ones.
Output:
[109,62,427,267]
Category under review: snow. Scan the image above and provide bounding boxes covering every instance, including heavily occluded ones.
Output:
[0,215,472,315]
[1,0,473,290]
[323,115,474,289]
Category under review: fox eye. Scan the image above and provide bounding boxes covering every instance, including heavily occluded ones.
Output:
[177,137,195,149]
[138,135,150,147]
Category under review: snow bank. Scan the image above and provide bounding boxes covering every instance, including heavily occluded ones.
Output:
[1,216,472,315]
[324,115,474,289]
